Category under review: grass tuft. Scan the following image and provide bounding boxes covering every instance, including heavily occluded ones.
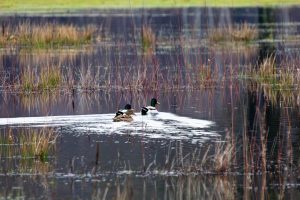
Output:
[0,128,58,162]
[0,22,96,48]
[208,23,258,43]
[141,25,156,53]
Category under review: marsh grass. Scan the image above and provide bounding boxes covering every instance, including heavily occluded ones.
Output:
[20,65,62,92]
[0,22,96,48]
[197,64,219,88]
[19,128,58,161]
[213,141,235,173]
[141,25,156,53]
[143,138,235,175]
[208,23,258,43]
[249,56,297,90]
[0,128,58,161]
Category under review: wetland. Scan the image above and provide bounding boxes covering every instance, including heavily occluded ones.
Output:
[1,6,300,199]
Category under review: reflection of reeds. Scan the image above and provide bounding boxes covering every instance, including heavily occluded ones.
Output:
[92,175,236,200]
[0,22,96,48]
[0,128,58,161]
[247,80,299,107]
[20,128,58,161]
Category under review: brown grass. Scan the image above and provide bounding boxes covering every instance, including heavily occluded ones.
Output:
[249,56,297,90]
[208,22,258,43]
[19,65,62,92]
[0,22,96,48]
[20,128,58,161]
[0,128,58,161]
[141,25,156,53]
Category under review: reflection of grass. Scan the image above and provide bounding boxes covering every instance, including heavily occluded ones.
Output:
[0,128,58,161]
[248,81,298,107]
[0,23,96,48]
[0,0,299,11]
[20,128,58,161]
[208,23,258,43]
[104,176,236,200]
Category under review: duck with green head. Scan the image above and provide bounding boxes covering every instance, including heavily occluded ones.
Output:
[141,98,160,115]
[113,104,135,122]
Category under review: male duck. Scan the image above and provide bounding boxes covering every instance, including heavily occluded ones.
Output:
[141,98,160,115]
[113,104,135,122]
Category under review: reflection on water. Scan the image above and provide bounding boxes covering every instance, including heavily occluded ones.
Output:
[1,174,300,199]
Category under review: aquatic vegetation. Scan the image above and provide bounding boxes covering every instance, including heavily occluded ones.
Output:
[213,139,235,173]
[208,23,258,43]
[0,22,96,48]
[39,67,62,90]
[19,128,58,161]
[197,64,219,88]
[19,65,62,92]
[141,25,156,53]
[248,56,297,90]
[0,128,58,161]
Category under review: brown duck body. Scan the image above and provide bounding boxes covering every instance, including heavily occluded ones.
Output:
[113,107,135,122]
[113,114,133,122]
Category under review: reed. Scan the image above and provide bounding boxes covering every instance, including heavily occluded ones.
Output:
[0,128,58,161]
[249,56,297,90]
[19,65,62,92]
[19,128,58,161]
[38,66,62,90]
[141,25,156,53]
[198,64,218,88]
[213,141,234,173]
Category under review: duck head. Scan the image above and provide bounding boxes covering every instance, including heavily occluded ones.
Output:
[150,98,160,107]
[124,104,132,110]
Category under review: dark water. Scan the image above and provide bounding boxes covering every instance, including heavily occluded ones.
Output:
[1,7,300,199]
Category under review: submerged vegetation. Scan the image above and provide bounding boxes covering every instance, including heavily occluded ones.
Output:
[0,22,96,48]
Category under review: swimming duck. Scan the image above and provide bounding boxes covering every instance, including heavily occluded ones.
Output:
[113,104,135,122]
[141,98,160,115]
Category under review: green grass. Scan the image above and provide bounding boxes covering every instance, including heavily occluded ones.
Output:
[0,0,299,12]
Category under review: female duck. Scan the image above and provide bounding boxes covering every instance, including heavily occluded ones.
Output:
[113,104,135,122]
[141,98,160,115]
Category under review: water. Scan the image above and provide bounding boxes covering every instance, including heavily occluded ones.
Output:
[0,6,300,199]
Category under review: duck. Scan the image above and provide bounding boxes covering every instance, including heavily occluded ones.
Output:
[141,98,160,115]
[113,104,135,122]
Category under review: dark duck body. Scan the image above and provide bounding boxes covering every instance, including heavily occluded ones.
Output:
[141,98,160,115]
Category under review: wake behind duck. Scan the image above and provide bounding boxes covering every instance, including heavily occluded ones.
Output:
[0,110,219,143]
